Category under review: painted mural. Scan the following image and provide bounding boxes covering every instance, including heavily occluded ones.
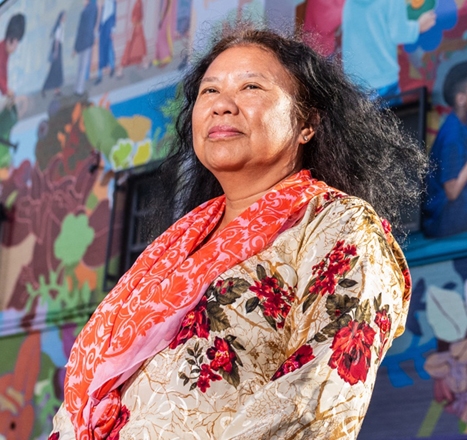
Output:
[0,0,263,438]
[1,0,467,438]
[301,1,467,438]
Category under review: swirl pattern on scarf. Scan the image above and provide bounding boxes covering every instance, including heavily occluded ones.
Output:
[64,169,330,439]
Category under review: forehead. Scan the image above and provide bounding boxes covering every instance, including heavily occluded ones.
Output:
[203,44,295,91]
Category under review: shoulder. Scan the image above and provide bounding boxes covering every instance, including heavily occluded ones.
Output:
[307,189,409,294]
[308,186,382,233]
[431,114,467,156]
[439,113,465,139]
[302,189,405,277]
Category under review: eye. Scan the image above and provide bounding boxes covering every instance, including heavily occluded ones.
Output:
[244,84,261,90]
[200,87,218,95]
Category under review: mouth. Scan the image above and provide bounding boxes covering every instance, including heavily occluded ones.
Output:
[208,125,243,139]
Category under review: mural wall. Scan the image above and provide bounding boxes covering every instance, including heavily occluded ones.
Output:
[1,0,467,438]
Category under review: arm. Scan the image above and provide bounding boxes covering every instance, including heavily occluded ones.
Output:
[388,0,423,45]
[418,10,436,34]
[444,161,467,201]
[221,198,409,439]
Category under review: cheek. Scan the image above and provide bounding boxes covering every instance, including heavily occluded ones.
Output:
[262,98,297,142]
[192,104,204,143]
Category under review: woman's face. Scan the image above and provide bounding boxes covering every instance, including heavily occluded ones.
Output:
[192,45,307,179]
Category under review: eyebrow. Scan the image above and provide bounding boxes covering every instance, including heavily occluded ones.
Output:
[200,72,269,83]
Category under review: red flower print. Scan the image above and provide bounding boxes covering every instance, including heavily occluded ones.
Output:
[169,296,210,349]
[308,241,358,297]
[375,308,392,360]
[108,405,130,440]
[215,279,234,295]
[197,364,222,392]
[48,433,60,440]
[381,218,392,236]
[329,320,376,385]
[207,337,237,373]
[271,345,315,380]
[315,191,346,215]
[250,276,295,329]
[402,268,412,301]
[375,309,391,335]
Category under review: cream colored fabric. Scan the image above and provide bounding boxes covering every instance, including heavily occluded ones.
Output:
[53,193,409,440]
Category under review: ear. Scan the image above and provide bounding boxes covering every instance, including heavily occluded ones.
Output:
[298,125,315,144]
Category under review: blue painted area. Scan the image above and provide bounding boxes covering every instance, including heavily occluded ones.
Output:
[404,231,467,267]
[41,328,67,367]
[405,0,458,53]
[10,126,38,168]
[0,308,22,337]
[383,334,436,387]
[109,85,178,139]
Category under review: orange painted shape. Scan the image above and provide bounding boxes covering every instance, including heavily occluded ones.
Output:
[75,261,98,291]
[411,0,425,9]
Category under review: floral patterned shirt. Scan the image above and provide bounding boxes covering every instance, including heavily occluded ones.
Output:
[52,192,410,440]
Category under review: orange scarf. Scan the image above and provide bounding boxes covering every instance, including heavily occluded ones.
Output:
[64,170,329,439]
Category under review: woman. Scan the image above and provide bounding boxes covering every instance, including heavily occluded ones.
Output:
[73,0,98,96]
[42,11,66,98]
[153,0,176,67]
[95,0,116,85]
[117,0,147,77]
[51,25,426,439]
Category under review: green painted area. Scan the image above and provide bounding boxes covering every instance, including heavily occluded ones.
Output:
[54,213,95,267]
[25,271,93,323]
[86,191,99,211]
[417,400,445,437]
[407,0,436,20]
[0,104,17,168]
[82,106,128,160]
[110,139,133,170]
[0,333,24,374]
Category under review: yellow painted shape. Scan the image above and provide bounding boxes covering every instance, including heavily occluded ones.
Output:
[133,140,152,166]
[117,116,151,142]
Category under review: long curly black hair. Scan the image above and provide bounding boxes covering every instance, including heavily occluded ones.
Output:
[158,23,427,233]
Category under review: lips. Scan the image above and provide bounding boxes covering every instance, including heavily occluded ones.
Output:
[208,125,242,139]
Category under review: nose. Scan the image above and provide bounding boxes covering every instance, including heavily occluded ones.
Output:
[211,91,239,116]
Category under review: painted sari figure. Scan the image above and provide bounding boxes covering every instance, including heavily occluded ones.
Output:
[74,0,98,96]
[42,11,66,97]
[303,0,345,56]
[153,0,177,66]
[118,0,147,74]
[95,0,117,85]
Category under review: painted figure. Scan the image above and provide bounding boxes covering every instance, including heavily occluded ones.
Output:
[42,11,66,98]
[153,0,176,66]
[176,0,192,37]
[117,0,147,76]
[73,0,98,96]
[95,0,117,85]
[303,0,345,56]
[0,14,26,110]
[0,13,25,164]
[342,0,436,98]
[423,62,467,238]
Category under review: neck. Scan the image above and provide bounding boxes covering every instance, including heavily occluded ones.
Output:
[215,167,300,229]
